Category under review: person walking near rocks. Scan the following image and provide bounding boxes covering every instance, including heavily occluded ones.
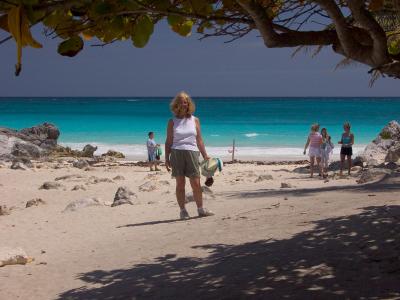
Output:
[303,123,323,178]
[339,122,355,176]
[147,132,160,171]
[165,91,214,220]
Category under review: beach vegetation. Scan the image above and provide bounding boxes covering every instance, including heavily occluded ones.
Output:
[1,0,400,81]
[380,131,392,139]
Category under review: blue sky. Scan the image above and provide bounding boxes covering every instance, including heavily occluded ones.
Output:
[0,22,399,97]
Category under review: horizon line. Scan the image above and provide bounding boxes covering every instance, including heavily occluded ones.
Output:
[1,96,400,99]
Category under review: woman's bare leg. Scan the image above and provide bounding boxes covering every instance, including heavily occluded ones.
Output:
[316,157,322,176]
[310,156,315,177]
[189,176,203,209]
[175,176,186,209]
[347,155,352,175]
[340,154,345,176]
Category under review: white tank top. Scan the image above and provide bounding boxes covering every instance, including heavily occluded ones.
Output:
[171,115,198,151]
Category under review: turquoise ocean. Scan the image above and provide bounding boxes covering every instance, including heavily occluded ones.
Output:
[1,97,399,159]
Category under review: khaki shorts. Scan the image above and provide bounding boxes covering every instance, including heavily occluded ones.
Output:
[170,149,200,178]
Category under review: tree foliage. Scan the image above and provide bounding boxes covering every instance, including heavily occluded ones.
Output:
[1,0,400,79]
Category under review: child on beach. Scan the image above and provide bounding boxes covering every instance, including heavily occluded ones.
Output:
[338,122,354,176]
[320,128,334,178]
[147,132,161,171]
[303,123,323,178]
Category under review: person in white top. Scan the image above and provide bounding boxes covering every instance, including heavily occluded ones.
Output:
[165,91,214,220]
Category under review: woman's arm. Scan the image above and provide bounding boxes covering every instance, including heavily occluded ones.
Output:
[165,119,173,170]
[328,135,334,148]
[350,133,354,146]
[195,117,209,160]
[303,137,310,155]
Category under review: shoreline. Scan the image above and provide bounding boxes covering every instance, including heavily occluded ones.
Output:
[61,142,366,162]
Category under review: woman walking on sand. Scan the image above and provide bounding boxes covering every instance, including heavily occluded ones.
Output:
[303,123,323,178]
[320,128,334,178]
[165,91,214,220]
[339,122,355,176]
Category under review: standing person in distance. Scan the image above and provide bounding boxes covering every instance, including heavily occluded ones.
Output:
[303,123,323,178]
[320,127,334,178]
[339,122,355,176]
[165,91,214,220]
[147,131,160,172]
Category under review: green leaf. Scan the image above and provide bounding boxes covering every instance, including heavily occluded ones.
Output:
[167,15,185,27]
[57,36,84,57]
[388,39,400,55]
[172,20,193,37]
[131,15,154,48]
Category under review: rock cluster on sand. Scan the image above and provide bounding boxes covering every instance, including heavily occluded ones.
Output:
[101,150,125,159]
[359,120,400,166]
[357,168,393,184]
[0,123,59,160]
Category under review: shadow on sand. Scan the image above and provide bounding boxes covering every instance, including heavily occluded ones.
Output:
[224,172,400,200]
[58,205,400,299]
[118,216,202,228]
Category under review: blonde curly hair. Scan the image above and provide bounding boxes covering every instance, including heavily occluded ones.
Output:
[170,91,196,118]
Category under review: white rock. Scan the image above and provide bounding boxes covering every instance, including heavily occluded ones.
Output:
[139,181,157,192]
[63,197,102,212]
[0,247,33,267]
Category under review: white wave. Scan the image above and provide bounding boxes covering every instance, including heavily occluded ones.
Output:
[210,134,220,137]
[61,142,367,161]
[244,133,259,138]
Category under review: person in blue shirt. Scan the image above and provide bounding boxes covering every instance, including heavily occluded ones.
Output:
[338,122,355,176]
[147,132,160,171]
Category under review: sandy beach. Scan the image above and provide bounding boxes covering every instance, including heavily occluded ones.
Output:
[0,158,399,299]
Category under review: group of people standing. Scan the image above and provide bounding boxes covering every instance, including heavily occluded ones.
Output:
[303,122,355,178]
